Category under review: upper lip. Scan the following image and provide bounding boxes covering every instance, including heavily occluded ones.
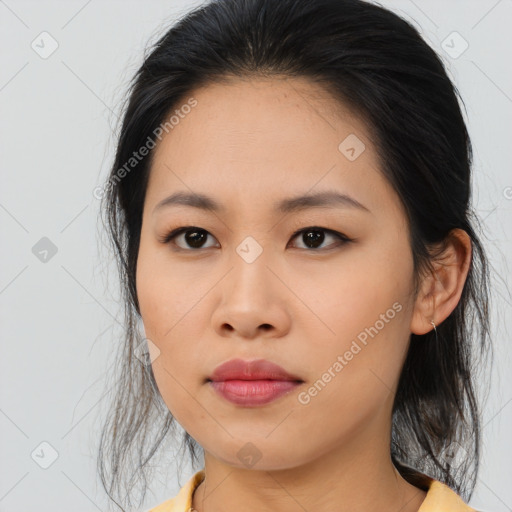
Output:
[208,358,303,382]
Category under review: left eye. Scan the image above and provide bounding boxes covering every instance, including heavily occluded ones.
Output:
[288,227,352,250]
[159,226,352,251]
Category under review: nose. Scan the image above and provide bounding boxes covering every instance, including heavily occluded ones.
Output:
[211,246,291,340]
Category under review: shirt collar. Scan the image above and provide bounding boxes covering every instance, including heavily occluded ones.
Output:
[169,469,475,512]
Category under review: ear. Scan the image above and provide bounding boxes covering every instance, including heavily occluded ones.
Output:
[410,228,472,335]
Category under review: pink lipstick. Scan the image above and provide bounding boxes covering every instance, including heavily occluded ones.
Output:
[207,358,303,407]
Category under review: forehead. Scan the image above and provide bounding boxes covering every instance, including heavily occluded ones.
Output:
[145,77,398,219]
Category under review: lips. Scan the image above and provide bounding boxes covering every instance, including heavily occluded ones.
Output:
[208,358,303,383]
[207,358,304,406]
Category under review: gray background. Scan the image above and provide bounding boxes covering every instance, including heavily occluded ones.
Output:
[0,0,511,511]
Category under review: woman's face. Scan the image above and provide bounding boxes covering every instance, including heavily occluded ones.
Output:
[136,77,418,469]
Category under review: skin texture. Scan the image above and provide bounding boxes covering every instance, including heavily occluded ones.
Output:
[136,77,472,512]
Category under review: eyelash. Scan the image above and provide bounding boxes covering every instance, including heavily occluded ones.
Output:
[158,225,353,252]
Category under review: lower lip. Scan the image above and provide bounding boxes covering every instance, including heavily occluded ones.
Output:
[209,379,302,406]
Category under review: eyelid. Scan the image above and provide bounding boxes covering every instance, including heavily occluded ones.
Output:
[157,226,217,246]
[288,225,350,241]
[287,226,352,249]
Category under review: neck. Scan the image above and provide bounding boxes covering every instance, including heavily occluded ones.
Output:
[191,434,427,512]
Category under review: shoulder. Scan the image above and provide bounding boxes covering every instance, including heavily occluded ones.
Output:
[396,462,484,512]
[145,470,205,512]
[418,475,480,512]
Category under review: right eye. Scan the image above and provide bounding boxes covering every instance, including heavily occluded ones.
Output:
[158,226,219,251]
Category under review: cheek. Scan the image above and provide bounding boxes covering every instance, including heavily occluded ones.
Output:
[136,239,199,338]
[291,286,410,445]
[135,241,212,420]
[302,243,410,339]
[300,240,413,395]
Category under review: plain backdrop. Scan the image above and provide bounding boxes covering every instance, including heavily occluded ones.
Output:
[0,1,511,511]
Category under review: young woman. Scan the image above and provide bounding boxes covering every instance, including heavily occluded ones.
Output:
[98,0,493,511]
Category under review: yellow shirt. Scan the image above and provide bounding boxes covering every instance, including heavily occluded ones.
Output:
[146,469,477,512]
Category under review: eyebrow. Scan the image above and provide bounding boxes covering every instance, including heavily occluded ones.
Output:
[153,190,370,215]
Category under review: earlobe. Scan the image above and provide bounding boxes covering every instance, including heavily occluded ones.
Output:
[410,229,472,336]
[410,271,437,335]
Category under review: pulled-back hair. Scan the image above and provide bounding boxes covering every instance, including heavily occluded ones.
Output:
[98,0,492,510]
